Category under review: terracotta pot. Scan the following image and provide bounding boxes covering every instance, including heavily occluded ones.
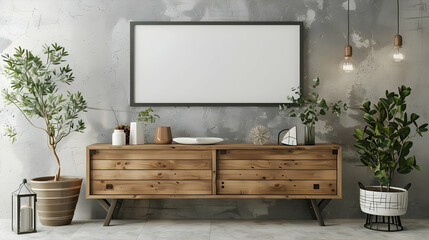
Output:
[30,176,82,226]
[154,126,172,144]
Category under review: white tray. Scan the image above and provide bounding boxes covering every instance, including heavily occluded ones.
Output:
[173,137,224,145]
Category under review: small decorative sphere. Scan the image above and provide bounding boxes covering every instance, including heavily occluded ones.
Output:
[249,125,270,145]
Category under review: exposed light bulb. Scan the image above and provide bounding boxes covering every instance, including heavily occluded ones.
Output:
[393,47,404,62]
[340,45,355,73]
[342,62,354,72]
[340,57,356,73]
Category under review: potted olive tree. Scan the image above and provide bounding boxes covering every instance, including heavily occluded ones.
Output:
[354,85,427,218]
[2,44,87,226]
[280,77,348,144]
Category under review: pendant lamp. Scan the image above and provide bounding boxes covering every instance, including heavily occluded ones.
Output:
[393,0,404,62]
[340,0,356,73]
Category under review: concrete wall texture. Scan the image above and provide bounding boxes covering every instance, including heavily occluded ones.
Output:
[1,0,429,220]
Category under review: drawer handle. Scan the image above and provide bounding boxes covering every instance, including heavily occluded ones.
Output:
[106,184,113,190]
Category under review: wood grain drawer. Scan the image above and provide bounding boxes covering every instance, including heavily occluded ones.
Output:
[217,149,336,160]
[91,170,211,180]
[217,170,336,180]
[218,159,336,170]
[92,150,212,160]
[91,159,211,170]
[91,180,211,195]
[217,180,336,195]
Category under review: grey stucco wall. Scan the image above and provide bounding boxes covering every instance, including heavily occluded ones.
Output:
[1,0,429,220]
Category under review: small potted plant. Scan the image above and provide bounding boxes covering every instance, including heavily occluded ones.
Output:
[2,44,87,226]
[354,86,427,220]
[129,107,160,145]
[280,77,348,144]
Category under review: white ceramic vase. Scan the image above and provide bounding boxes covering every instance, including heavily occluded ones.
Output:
[130,122,145,145]
[360,186,408,216]
[112,129,126,146]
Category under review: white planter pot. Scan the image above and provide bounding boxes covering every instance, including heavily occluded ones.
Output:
[130,122,145,145]
[360,186,408,216]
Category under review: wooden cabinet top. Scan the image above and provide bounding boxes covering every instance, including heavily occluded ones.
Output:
[87,143,341,150]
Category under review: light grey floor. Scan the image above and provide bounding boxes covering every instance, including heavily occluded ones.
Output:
[1,219,428,240]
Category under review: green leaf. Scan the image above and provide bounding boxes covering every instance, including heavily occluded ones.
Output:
[312,77,320,88]
[398,127,411,141]
[410,113,419,123]
[398,166,412,174]
[406,156,415,166]
[354,129,363,137]
[399,85,411,99]
[362,101,371,112]
[354,144,367,151]
[418,123,428,133]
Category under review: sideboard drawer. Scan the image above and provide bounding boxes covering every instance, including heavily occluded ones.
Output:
[217,170,336,180]
[91,170,211,180]
[217,149,337,160]
[91,149,212,160]
[216,149,338,195]
[218,159,336,170]
[217,149,336,170]
[91,180,211,195]
[91,159,211,170]
[217,180,336,195]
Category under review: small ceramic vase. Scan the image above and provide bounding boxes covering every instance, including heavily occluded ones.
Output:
[154,126,172,144]
[130,122,145,145]
[112,129,126,145]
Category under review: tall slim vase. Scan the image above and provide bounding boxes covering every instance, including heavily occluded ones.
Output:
[304,124,315,145]
[130,122,145,145]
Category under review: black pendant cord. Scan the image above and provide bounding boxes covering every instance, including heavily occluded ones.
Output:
[397,0,400,35]
[347,0,350,45]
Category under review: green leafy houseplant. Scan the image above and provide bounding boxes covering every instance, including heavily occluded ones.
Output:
[353,85,428,192]
[137,107,160,124]
[280,77,348,144]
[2,43,87,181]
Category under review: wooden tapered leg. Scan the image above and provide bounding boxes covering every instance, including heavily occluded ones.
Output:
[112,200,123,219]
[103,199,118,226]
[97,199,110,212]
[307,200,317,220]
[318,199,331,212]
[310,199,325,226]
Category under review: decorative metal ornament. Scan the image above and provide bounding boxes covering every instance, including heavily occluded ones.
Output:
[250,125,270,145]
[278,126,297,146]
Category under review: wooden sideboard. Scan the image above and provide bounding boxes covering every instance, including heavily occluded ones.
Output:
[86,143,341,226]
